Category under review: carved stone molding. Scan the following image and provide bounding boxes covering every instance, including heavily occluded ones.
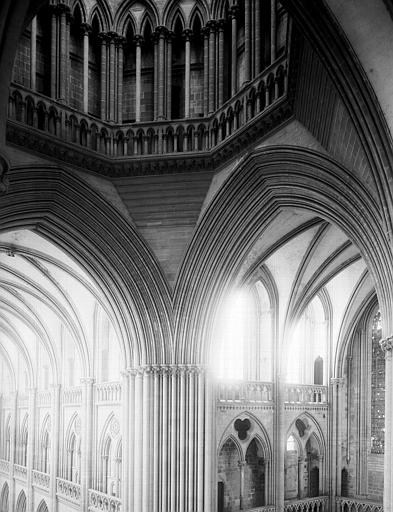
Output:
[380,335,393,358]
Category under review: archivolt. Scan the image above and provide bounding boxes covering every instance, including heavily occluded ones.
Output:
[174,146,393,364]
[1,166,173,367]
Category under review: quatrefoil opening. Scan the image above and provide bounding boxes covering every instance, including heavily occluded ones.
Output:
[234,418,251,440]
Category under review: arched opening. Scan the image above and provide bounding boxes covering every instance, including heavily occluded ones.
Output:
[35,5,51,96]
[190,13,204,117]
[244,438,265,508]
[284,435,299,500]
[314,356,323,385]
[15,491,26,512]
[36,500,49,512]
[217,438,242,512]
[123,21,136,123]
[306,435,320,498]
[0,483,9,512]
[171,16,185,120]
[89,16,102,118]
[69,5,84,111]
[141,20,154,122]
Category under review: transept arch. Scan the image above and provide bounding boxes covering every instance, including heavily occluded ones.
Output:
[1,166,173,367]
[174,147,393,366]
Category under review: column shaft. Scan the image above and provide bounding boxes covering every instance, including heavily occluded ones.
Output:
[135,39,142,122]
[117,40,124,123]
[208,23,216,114]
[30,17,37,90]
[218,22,224,106]
[184,34,191,118]
[121,373,129,510]
[255,0,261,75]
[82,29,89,113]
[231,14,237,96]
[51,10,57,98]
[109,36,116,121]
[244,0,251,82]
[100,36,107,120]
[50,386,61,510]
[203,30,209,116]
[59,9,67,100]
[166,35,173,119]
[27,389,37,512]
[271,0,276,63]
[158,30,166,119]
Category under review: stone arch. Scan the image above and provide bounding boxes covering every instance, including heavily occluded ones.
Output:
[15,490,26,512]
[88,1,112,33]
[0,482,9,512]
[36,499,48,512]
[174,147,393,365]
[115,0,158,35]
[2,166,172,367]
[217,436,243,512]
[71,0,87,23]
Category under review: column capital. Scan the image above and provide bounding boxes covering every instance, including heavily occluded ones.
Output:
[155,25,168,38]
[380,336,393,357]
[229,5,240,18]
[330,377,345,387]
[107,31,119,42]
[98,32,110,43]
[182,28,193,41]
[206,19,217,32]
[80,23,92,36]
[217,18,226,30]
[133,34,145,47]
[166,30,175,42]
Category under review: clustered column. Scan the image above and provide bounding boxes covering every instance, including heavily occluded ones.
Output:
[99,32,124,123]
[380,336,393,509]
[121,365,210,512]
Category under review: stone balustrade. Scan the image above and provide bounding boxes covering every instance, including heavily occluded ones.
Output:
[284,496,329,512]
[217,380,273,403]
[88,489,121,512]
[14,464,27,480]
[336,497,383,512]
[7,54,287,162]
[0,459,10,474]
[284,384,327,404]
[248,507,276,512]
[62,386,83,406]
[95,381,122,403]
[32,469,50,489]
[57,477,82,504]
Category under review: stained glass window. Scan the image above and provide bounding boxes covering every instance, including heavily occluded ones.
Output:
[371,310,385,454]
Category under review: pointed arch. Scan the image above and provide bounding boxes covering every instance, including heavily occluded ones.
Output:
[36,499,48,512]
[71,0,87,23]
[0,482,9,512]
[115,0,159,36]
[189,2,208,30]
[15,490,26,512]
[168,8,186,32]
[88,1,112,33]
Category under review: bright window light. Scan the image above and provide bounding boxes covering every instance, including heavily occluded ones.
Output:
[212,291,248,380]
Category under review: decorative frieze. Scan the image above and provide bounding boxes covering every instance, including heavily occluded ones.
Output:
[57,477,81,504]
[32,469,50,490]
